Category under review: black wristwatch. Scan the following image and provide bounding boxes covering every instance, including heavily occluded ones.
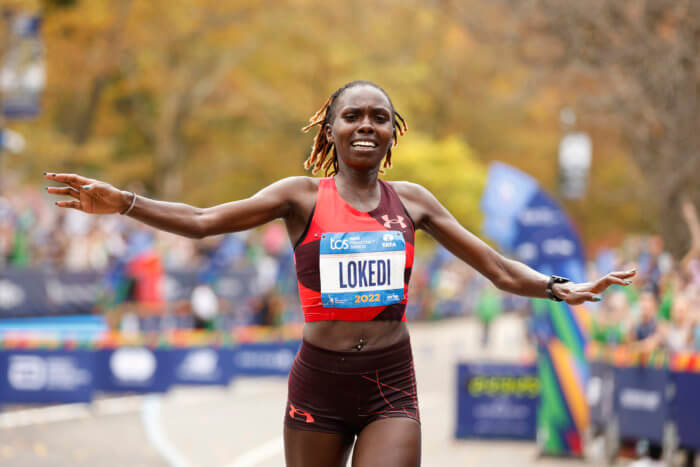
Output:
[546,275,570,302]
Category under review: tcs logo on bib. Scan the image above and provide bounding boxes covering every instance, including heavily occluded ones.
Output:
[330,239,350,250]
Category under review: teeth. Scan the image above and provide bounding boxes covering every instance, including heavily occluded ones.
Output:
[352,141,376,147]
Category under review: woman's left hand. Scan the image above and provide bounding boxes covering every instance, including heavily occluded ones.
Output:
[551,269,636,305]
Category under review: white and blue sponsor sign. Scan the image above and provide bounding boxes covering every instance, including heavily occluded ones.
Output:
[233,341,300,377]
[456,363,539,440]
[0,349,94,403]
[613,367,670,442]
[94,348,174,393]
[319,231,405,308]
[172,347,233,386]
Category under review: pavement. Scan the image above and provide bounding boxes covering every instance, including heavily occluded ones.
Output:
[0,316,616,467]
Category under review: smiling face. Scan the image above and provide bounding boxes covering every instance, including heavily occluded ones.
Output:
[325,85,395,174]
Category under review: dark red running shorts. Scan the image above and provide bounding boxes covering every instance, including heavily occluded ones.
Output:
[284,337,420,435]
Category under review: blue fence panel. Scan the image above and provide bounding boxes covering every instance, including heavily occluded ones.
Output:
[614,366,670,442]
[0,349,94,403]
[0,267,261,319]
[232,341,300,377]
[94,348,174,393]
[172,347,234,386]
[455,363,539,440]
[671,371,700,450]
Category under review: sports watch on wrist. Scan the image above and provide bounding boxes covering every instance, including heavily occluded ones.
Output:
[546,275,570,302]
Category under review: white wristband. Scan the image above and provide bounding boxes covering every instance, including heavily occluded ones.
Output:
[120,192,137,215]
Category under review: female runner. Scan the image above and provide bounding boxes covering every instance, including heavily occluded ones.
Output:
[45,80,635,467]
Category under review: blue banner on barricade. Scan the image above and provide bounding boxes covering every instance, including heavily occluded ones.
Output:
[94,348,174,393]
[671,372,700,450]
[1,267,260,319]
[172,347,234,386]
[0,269,102,318]
[614,367,670,442]
[587,361,615,430]
[455,363,539,440]
[0,349,94,403]
[233,341,300,377]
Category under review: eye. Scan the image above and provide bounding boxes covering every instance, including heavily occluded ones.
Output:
[343,113,358,121]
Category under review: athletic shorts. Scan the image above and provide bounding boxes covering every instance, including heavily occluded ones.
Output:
[284,337,420,435]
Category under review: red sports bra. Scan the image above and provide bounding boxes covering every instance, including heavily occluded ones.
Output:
[294,178,415,322]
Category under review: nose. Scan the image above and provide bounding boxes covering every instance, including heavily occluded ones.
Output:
[357,115,374,134]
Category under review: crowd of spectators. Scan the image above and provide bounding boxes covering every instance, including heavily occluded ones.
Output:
[584,207,700,467]
[588,202,700,354]
[1,187,699,346]
[1,187,220,271]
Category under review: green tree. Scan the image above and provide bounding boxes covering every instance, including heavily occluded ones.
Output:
[386,134,486,232]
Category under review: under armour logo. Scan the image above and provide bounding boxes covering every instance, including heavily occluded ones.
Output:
[288,404,315,423]
[381,215,407,229]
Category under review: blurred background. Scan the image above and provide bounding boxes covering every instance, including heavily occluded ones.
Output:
[0,1,699,466]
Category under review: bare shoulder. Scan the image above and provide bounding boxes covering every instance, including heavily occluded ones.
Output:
[272,176,318,192]
[267,176,319,215]
[387,181,440,229]
[387,180,435,204]
[262,176,318,200]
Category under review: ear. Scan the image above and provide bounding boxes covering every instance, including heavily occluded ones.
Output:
[324,123,333,144]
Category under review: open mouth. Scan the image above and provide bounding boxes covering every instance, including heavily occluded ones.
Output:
[351,140,378,148]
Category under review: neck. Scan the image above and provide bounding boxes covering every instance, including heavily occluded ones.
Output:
[334,162,380,192]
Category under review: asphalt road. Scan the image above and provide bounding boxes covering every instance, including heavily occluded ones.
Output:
[0,316,613,467]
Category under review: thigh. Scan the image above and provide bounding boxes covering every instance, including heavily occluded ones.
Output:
[352,418,421,467]
[284,426,354,467]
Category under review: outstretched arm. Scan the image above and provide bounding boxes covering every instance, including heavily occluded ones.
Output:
[44,173,313,239]
[681,200,700,270]
[393,181,635,305]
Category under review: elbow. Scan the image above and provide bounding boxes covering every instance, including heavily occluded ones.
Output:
[188,209,209,239]
[185,229,206,240]
[489,256,514,292]
[491,273,514,293]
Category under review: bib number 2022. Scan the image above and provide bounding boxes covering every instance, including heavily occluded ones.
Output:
[354,293,380,304]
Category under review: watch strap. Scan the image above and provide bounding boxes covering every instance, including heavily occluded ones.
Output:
[546,275,570,302]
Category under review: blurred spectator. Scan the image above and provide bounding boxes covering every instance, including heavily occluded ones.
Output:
[475,284,503,347]
[692,307,700,352]
[591,290,629,347]
[630,288,662,354]
[664,295,693,352]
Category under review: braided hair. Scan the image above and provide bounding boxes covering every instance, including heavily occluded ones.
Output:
[301,81,407,176]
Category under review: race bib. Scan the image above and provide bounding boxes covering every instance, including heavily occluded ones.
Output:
[319,231,406,308]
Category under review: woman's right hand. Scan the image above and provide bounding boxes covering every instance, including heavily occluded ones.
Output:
[45,172,132,215]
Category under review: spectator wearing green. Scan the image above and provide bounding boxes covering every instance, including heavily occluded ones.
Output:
[591,289,628,346]
[476,285,503,347]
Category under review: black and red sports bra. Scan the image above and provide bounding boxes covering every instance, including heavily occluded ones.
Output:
[294,178,415,322]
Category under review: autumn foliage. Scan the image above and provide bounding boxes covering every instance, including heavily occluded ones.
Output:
[2,0,691,252]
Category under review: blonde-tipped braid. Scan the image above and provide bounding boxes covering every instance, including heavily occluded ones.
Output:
[301,81,407,176]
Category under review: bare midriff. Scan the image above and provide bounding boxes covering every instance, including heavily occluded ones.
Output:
[303,320,409,352]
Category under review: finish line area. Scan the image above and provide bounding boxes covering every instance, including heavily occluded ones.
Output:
[0,317,601,467]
